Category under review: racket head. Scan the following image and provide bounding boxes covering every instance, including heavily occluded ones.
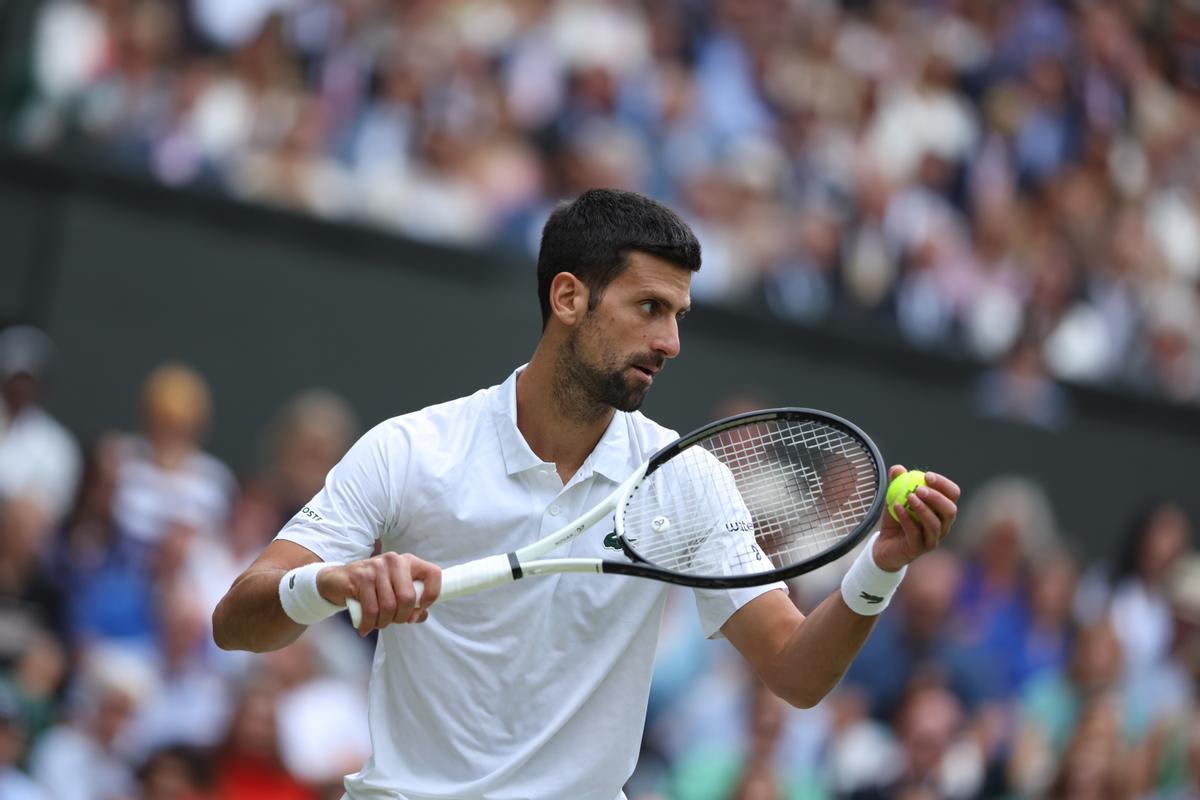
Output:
[613,408,885,588]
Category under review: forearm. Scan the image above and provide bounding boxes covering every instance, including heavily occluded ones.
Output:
[214,541,444,648]
[212,568,308,653]
[763,589,878,708]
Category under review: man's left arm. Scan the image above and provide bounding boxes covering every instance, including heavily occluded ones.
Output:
[722,466,960,708]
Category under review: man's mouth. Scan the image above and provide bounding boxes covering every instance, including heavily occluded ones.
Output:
[630,363,661,382]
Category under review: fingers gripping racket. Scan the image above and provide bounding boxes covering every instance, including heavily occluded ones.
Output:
[347,408,885,627]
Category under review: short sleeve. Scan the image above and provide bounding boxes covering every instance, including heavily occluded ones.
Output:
[275,421,405,564]
[689,462,786,639]
[693,583,785,640]
[626,446,787,639]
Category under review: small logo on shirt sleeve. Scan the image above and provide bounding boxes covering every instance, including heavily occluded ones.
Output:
[299,506,324,522]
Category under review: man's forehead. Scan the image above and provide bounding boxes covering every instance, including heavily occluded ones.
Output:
[615,252,693,298]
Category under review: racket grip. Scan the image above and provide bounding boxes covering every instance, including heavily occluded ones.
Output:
[437,554,517,601]
[344,588,422,629]
[343,554,515,628]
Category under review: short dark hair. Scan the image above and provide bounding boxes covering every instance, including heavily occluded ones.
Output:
[536,189,701,328]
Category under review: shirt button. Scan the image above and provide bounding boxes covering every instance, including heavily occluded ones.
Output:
[549,504,561,516]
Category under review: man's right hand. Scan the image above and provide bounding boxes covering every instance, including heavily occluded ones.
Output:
[318,552,443,634]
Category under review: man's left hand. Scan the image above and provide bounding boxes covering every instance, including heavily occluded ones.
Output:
[873,464,960,573]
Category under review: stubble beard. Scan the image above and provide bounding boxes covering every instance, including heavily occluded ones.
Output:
[557,322,651,420]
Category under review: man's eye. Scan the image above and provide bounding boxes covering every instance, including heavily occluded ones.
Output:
[640,301,655,314]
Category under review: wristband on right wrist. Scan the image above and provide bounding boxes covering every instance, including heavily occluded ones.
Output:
[840,532,906,616]
[279,562,344,626]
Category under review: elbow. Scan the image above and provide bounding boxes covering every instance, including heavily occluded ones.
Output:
[211,598,236,651]
[780,688,825,710]
[764,669,838,709]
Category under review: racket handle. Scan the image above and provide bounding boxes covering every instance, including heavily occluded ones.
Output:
[343,554,516,628]
[344,583,425,629]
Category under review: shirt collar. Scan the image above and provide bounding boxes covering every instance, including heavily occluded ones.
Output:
[489,365,638,483]
[490,366,543,477]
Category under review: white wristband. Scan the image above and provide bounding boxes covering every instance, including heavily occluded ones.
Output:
[840,532,906,616]
[279,562,344,626]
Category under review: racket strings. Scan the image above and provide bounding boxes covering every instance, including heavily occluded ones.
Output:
[621,418,879,577]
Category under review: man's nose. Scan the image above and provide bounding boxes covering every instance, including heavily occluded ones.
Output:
[653,317,681,359]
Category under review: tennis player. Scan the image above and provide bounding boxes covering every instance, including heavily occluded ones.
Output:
[213,189,960,800]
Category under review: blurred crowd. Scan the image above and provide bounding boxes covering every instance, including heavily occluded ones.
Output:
[634,489,1200,800]
[0,326,371,800]
[5,0,1200,410]
[1,321,1199,800]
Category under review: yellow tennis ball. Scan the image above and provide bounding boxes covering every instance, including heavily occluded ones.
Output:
[886,470,926,522]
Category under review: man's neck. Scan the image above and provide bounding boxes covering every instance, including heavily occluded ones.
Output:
[516,347,615,483]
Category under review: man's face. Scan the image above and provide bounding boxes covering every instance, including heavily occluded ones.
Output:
[563,252,692,412]
[1,373,37,413]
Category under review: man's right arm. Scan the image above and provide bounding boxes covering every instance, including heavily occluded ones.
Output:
[212,540,319,653]
[212,540,442,652]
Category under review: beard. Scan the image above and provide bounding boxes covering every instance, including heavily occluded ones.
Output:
[558,321,660,416]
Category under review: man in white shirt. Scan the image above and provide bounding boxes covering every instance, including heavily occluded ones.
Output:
[0,326,80,523]
[213,189,961,800]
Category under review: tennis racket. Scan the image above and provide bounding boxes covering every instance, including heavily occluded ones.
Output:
[346,407,885,627]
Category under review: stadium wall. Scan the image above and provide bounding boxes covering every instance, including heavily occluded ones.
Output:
[1,151,1196,558]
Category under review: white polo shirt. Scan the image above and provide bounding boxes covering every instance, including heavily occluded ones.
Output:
[277,367,776,800]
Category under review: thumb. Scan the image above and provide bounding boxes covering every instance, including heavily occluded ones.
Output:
[315,563,352,605]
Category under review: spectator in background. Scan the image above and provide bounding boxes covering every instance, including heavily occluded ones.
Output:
[213,671,314,800]
[843,550,1001,723]
[0,495,68,665]
[56,436,156,649]
[111,362,235,553]
[1010,620,1148,797]
[0,325,81,524]
[847,683,986,800]
[974,334,1072,430]
[2,629,67,758]
[1161,715,1200,800]
[1016,549,1079,688]
[1044,692,1133,800]
[220,483,286,573]
[661,678,803,800]
[30,645,160,800]
[125,579,234,761]
[258,388,358,523]
[1110,504,1192,658]
[137,744,213,800]
[951,475,1062,695]
[1141,554,1200,797]
[0,681,45,800]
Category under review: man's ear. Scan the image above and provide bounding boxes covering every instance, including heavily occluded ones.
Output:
[547,272,589,326]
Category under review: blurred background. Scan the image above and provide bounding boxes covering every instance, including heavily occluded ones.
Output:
[0,0,1199,798]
